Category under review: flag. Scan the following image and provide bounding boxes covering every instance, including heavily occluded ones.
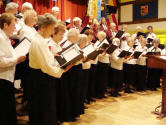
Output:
[108,0,118,30]
[97,0,101,21]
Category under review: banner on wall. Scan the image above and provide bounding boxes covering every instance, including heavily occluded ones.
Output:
[133,0,158,21]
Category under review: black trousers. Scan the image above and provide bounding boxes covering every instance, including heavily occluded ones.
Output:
[135,65,147,90]
[0,79,17,125]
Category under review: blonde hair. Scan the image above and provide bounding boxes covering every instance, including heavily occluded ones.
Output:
[24,10,37,24]
[54,23,66,35]
[5,2,18,12]
[67,28,79,39]
[97,31,106,40]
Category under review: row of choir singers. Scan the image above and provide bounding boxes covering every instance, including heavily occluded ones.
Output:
[1,4,166,125]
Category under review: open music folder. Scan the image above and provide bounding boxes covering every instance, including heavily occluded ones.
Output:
[55,44,83,69]
[132,51,143,59]
[115,30,125,38]
[118,50,132,58]
[14,37,31,57]
[106,44,117,54]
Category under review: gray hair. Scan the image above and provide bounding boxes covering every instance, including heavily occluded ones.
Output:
[37,13,57,29]
[153,38,160,44]
[5,2,18,12]
[22,2,33,10]
[67,28,79,39]
[97,31,106,40]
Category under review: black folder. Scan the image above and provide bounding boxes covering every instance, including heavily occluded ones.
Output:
[55,44,84,69]
[146,52,161,56]
[147,38,154,43]
[118,50,132,58]
[158,44,165,50]
[115,30,125,38]
[133,45,138,49]
[137,32,147,38]
[80,26,90,34]
[133,51,142,59]
[106,44,117,54]
[146,44,153,49]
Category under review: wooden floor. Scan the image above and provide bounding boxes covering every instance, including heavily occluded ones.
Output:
[18,89,166,125]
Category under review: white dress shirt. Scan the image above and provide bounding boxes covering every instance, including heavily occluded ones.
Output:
[135,45,148,66]
[123,45,136,65]
[94,39,110,64]
[147,33,156,39]
[110,48,126,70]
[161,48,166,56]
[0,29,18,82]
[29,33,64,78]
[19,25,37,41]
[148,46,161,53]
[120,40,128,50]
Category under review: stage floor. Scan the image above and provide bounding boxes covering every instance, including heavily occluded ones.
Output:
[18,89,166,125]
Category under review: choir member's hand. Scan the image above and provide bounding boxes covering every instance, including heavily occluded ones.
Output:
[54,52,58,57]
[17,56,26,64]
[83,56,87,62]
[124,55,129,59]
[64,64,73,72]
[142,54,147,57]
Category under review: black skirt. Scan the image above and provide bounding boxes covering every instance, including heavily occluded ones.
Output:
[135,65,147,91]
[110,68,123,89]
[95,62,109,98]
[27,68,59,125]
[0,79,17,125]
[123,63,136,86]
[87,64,97,99]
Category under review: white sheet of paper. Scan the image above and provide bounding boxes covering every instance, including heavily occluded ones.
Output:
[82,44,95,56]
[160,56,166,60]
[15,39,31,57]
[62,47,80,62]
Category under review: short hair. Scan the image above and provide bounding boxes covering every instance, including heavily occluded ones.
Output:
[0,13,15,29]
[123,33,130,37]
[97,31,106,40]
[73,17,82,23]
[24,9,37,24]
[5,2,18,12]
[78,34,87,45]
[153,38,160,44]
[54,23,66,35]
[37,13,57,29]
[67,28,79,39]
[147,25,153,30]
[52,6,59,12]
[136,26,142,30]
[110,23,116,27]
[22,2,33,10]
[84,29,94,36]
[112,38,120,45]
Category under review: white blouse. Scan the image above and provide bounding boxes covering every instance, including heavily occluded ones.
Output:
[135,45,148,66]
[29,33,64,78]
[110,48,126,70]
[0,29,18,82]
[19,25,37,41]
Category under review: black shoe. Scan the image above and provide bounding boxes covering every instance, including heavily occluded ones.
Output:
[110,92,118,97]
[117,92,122,96]
[90,98,96,102]
[125,89,134,94]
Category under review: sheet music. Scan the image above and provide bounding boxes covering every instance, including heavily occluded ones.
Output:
[62,47,80,62]
[82,44,95,56]
[14,39,31,57]
[160,56,166,60]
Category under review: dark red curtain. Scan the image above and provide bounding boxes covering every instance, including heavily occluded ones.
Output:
[12,0,88,21]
